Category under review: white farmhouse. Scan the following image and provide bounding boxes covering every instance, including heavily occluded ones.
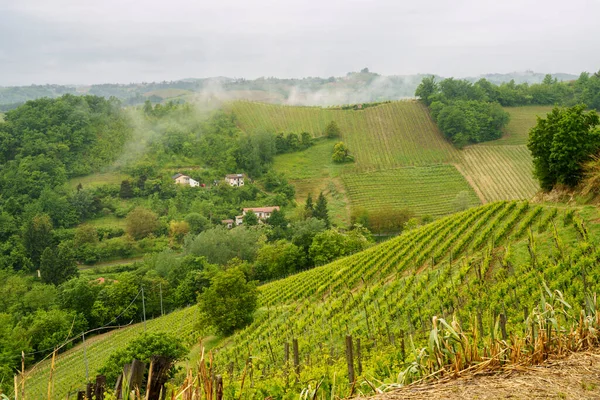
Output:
[235,206,280,225]
[226,174,245,187]
[172,173,200,187]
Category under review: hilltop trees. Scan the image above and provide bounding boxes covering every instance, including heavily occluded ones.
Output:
[528,105,600,190]
[417,76,511,147]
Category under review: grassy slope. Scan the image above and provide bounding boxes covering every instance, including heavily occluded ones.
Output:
[456,106,554,203]
[231,101,551,217]
[25,202,600,398]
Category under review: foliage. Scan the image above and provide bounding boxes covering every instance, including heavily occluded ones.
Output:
[99,332,188,385]
[40,244,79,286]
[185,226,263,265]
[126,207,160,240]
[332,142,353,163]
[23,213,53,270]
[528,105,600,190]
[198,268,258,335]
[325,120,341,138]
[253,240,305,281]
[313,192,330,228]
[243,210,259,226]
[308,228,371,265]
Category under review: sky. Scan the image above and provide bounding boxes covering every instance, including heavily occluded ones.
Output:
[1,0,599,86]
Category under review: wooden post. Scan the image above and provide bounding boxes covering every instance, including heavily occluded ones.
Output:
[215,375,223,400]
[128,359,146,394]
[499,313,508,341]
[292,338,300,380]
[284,342,290,364]
[86,382,94,400]
[345,335,355,385]
[356,338,362,376]
[400,330,406,361]
[146,356,172,400]
[94,375,106,400]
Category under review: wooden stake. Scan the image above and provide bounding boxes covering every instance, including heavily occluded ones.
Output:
[345,335,355,385]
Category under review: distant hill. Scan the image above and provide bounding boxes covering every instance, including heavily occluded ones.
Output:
[0,70,581,108]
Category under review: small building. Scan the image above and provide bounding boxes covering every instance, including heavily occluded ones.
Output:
[222,219,234,229]
[226,174,245,187]
[172,173,200,187]
[235,206,280,225]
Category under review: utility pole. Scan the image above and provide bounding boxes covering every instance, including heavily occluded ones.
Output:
[83,333,89,382]
[141,286,147,331]
[159,282,164,316]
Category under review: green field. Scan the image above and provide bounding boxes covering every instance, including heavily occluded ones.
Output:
[230,100,460,171]
[233,101,545,217]
[343,165,480,216]
[67,172,129,190]
[490,106,554,146]
[25,202,600,398]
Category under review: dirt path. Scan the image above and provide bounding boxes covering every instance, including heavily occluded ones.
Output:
[369,351,600,399]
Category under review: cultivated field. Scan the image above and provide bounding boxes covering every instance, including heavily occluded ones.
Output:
[491,106,554,146]
[233,101,545,216]
[343,165,480,216]
[457,145,539,202]
[25,202,600,398]
[230,100,460,171]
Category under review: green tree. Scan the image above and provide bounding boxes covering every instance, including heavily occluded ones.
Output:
[332,142,353,163]
[291,217,327,253]
[325,120,341,138]
[304,193,314,218]
[186,226,262,265]
[100,332,187,385]
[185,213,210,234]
[119,180,134,199]
[313,192,330,227]
[415,75,438,106]
[198,268,258,335]
[73,224,99,248]
[243,210,259,226]
[126,207,160,240]
[528,105,600,190]
[253,240,304,281]
[23,213,53,269]
[39,244,79,286]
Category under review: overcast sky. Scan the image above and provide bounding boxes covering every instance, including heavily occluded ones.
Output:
[1,0,599,86]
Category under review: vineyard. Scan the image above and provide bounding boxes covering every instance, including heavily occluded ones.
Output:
[342,165,480,216]
[228,100,460,171]
[229,101,547,217]
[24,201,600,399]
[457,145,539,202]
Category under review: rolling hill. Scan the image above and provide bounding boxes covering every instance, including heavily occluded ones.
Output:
[230,101,549,218]
[24,201,600,398]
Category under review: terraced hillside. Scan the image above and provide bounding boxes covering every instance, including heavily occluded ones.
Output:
[25,202,600,398]
[231,101,546,216]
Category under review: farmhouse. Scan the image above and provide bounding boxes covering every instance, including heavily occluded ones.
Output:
[172,173,200,187]
[221,219,234,229]
[235,206,280,225]
[226,174,244,187]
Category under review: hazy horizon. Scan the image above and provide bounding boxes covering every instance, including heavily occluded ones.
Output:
[1,0,599,86]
